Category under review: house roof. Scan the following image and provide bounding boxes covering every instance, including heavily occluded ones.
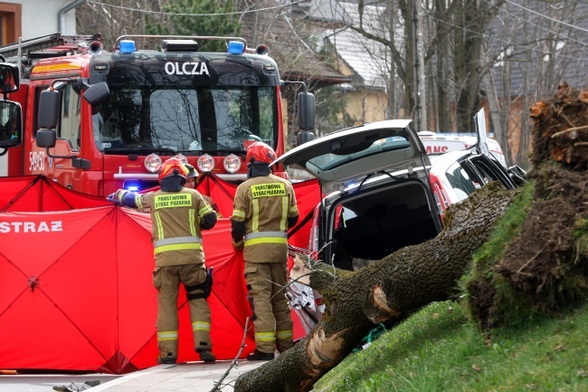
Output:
[240,10,350,89]
[307,1,391,90]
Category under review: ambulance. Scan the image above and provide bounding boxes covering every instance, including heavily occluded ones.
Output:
[418,131,507,168]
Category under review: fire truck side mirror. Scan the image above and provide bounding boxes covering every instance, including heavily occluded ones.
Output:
[0,63,19,93]
[297,91,315,132]
[38,89,60,129]
[83,82,110,105]
[0,100,22,148]
[36,128,90,170]
[36,129,56,148]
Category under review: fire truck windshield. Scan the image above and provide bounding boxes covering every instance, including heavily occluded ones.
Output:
[92,85,276,155]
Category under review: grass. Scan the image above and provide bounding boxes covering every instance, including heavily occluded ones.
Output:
[313,300,588,392]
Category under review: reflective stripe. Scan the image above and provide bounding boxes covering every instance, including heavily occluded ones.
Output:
[232,209,246,219]
[153,234,203,254]
[154,211,164,239]
[276,329,293,340]
[189,209,196,236]
[135,194,143,209]
[154,242,202,254]
[279,196,288,231]
[252,198,260,232]
[199,204,214,217]
[192,321,211,332]
[154,236,202,247]
[244,231,288,247]
[254,331,275,343]
[244,237,287,246]
[157,331,178,341]
[244,231,287,240]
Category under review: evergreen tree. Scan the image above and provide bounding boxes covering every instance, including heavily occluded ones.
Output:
[145,0,241,52]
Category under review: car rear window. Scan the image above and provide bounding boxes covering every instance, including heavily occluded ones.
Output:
[308,136,411,171]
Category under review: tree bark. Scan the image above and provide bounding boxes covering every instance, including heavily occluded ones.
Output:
[234,182,516,392]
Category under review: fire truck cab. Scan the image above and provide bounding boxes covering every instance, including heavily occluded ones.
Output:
[0,33,315,196]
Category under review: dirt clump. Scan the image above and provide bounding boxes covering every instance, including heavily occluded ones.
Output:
[469,83,588,329]
[496,166,588,311]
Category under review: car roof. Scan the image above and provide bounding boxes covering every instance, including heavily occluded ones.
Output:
[273,119,430,192]
[428,149,472,167]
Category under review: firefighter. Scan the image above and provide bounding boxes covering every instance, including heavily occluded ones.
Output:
[230,141,299,360]
[184,163,199,189]
[109,157,218,364]
[184,164,222,218]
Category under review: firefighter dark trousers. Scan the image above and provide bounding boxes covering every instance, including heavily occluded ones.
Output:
[244,262,293,354]
[153,264,212,359]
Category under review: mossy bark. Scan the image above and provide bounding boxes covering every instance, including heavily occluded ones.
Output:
[234,183,516,392]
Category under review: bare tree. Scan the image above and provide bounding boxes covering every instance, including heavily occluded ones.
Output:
[76,0,167,50]
[330,0,504,133]
[487,0,588,168]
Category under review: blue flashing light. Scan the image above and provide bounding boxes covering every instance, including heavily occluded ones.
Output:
[119,40,136,54]
[124,180,142,192]
[227,41,245,55]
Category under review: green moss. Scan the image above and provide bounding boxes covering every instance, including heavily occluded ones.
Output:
[460,181,537,328]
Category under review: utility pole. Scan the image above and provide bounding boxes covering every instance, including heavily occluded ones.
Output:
[415,0,427,133]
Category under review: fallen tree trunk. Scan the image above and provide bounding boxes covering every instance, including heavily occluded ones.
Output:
[234,182,517,392]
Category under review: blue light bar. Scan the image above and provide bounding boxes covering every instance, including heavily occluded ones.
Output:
[119,40,136,54]
[123,180,141,192]
[227,41,245,55]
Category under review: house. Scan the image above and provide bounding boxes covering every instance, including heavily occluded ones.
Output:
[0,0,82,176]
[302,0,392,127]
[0,0,81,44]
[238,7,351,144]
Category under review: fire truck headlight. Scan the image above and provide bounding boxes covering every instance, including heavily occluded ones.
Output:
[174,154,188,164]
[144,153,162,173]
[228,41,245,55]
[197,154,215,172]
[223,154,241,173]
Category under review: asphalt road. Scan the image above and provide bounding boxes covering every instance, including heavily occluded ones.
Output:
[0,373,120,392]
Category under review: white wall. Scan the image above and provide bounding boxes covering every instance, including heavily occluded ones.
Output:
[15,0,78,39]
[0,154,7,176]
[0,0,79,175]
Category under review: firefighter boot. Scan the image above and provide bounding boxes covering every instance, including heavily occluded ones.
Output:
[197,348,216,363]
[247,349,274,361]
[158,352,177,364]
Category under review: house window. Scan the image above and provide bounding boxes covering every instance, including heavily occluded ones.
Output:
[0,3,22,45]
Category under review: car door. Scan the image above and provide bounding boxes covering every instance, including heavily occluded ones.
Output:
[273,119,431,195]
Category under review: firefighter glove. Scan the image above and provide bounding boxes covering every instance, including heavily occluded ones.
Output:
[232,239,244,252]
[106,192,119,204]
[107,189,128,204]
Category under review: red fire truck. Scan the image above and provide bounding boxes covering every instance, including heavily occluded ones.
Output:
[0,33,315,196]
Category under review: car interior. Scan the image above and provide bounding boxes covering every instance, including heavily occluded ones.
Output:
[324,179,441,270]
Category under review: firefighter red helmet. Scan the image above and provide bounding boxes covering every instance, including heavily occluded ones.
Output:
[159,157,189,182]
[246,141,277,165]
